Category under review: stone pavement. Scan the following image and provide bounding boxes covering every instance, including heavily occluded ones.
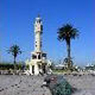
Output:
[0,74,95,95]
[0,75,51,95]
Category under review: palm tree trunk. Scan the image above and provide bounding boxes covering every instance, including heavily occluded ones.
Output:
[66,39,71,69]
[14,57,16,70]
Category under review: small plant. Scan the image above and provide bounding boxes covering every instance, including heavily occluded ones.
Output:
[26,64,29,69]
[16,63,22,70]
[44,75,72,95]
[51,80,72,95]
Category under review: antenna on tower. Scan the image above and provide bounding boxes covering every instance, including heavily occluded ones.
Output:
[37,14,40,17]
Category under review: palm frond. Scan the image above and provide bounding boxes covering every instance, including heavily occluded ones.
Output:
[7,44,22,57]
[57,23,79,41]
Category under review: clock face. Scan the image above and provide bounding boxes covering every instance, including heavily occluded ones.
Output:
[35,22,43,32]
[37,26,40,31]
[35,24,41,31]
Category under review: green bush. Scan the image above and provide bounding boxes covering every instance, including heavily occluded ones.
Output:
[51,79,72,95]
[0,63,14,70]
[0,62,24,70]
[26,64,29,69]
[16,63,22,70]
[45,75,72,95]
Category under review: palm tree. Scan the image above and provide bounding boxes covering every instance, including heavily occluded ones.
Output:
[8,45,22,69]
[57,23,79,69]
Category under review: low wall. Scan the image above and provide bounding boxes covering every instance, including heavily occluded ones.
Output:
[0,70,25,75]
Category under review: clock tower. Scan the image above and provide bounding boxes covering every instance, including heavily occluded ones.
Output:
[34,15,43,52]
[26,15,50,75]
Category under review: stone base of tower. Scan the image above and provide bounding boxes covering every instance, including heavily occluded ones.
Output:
[26,51,49,75]
[29,62,47,75]
[29,63,40,75]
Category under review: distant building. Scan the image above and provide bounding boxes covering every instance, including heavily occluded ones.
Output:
[55,64,65,70]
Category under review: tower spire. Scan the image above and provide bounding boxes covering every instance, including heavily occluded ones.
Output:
[37,14,40,17]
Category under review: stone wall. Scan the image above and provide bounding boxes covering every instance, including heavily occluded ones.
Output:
[0,70,25,75]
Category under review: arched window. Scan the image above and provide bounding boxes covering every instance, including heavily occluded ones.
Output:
[38,54,41,59]
[32,54,37,59]
[42,53,46,57]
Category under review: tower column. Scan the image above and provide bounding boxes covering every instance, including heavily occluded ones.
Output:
[34,64,39,75]
[34,15,43,52]
[29,65,32,75]
[35,32,42,52]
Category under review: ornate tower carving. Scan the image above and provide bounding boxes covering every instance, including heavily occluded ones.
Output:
[34,16,43,52]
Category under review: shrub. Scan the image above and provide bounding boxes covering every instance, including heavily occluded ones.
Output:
[0,63,14,70]
[15,63,23,70]
[26,64,29,69]
[0,62,24,70]
[44,75,72,95]
[51,80,72,95]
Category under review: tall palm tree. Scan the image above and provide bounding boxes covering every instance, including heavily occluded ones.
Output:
[57,23,79,69]
[8,45,22,69]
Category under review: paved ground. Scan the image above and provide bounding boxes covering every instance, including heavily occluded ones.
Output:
[0,75,51,95]
[0,74,95,95]
[64,74,95,95]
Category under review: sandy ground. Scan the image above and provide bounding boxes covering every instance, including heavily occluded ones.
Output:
[0,74,95,95]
